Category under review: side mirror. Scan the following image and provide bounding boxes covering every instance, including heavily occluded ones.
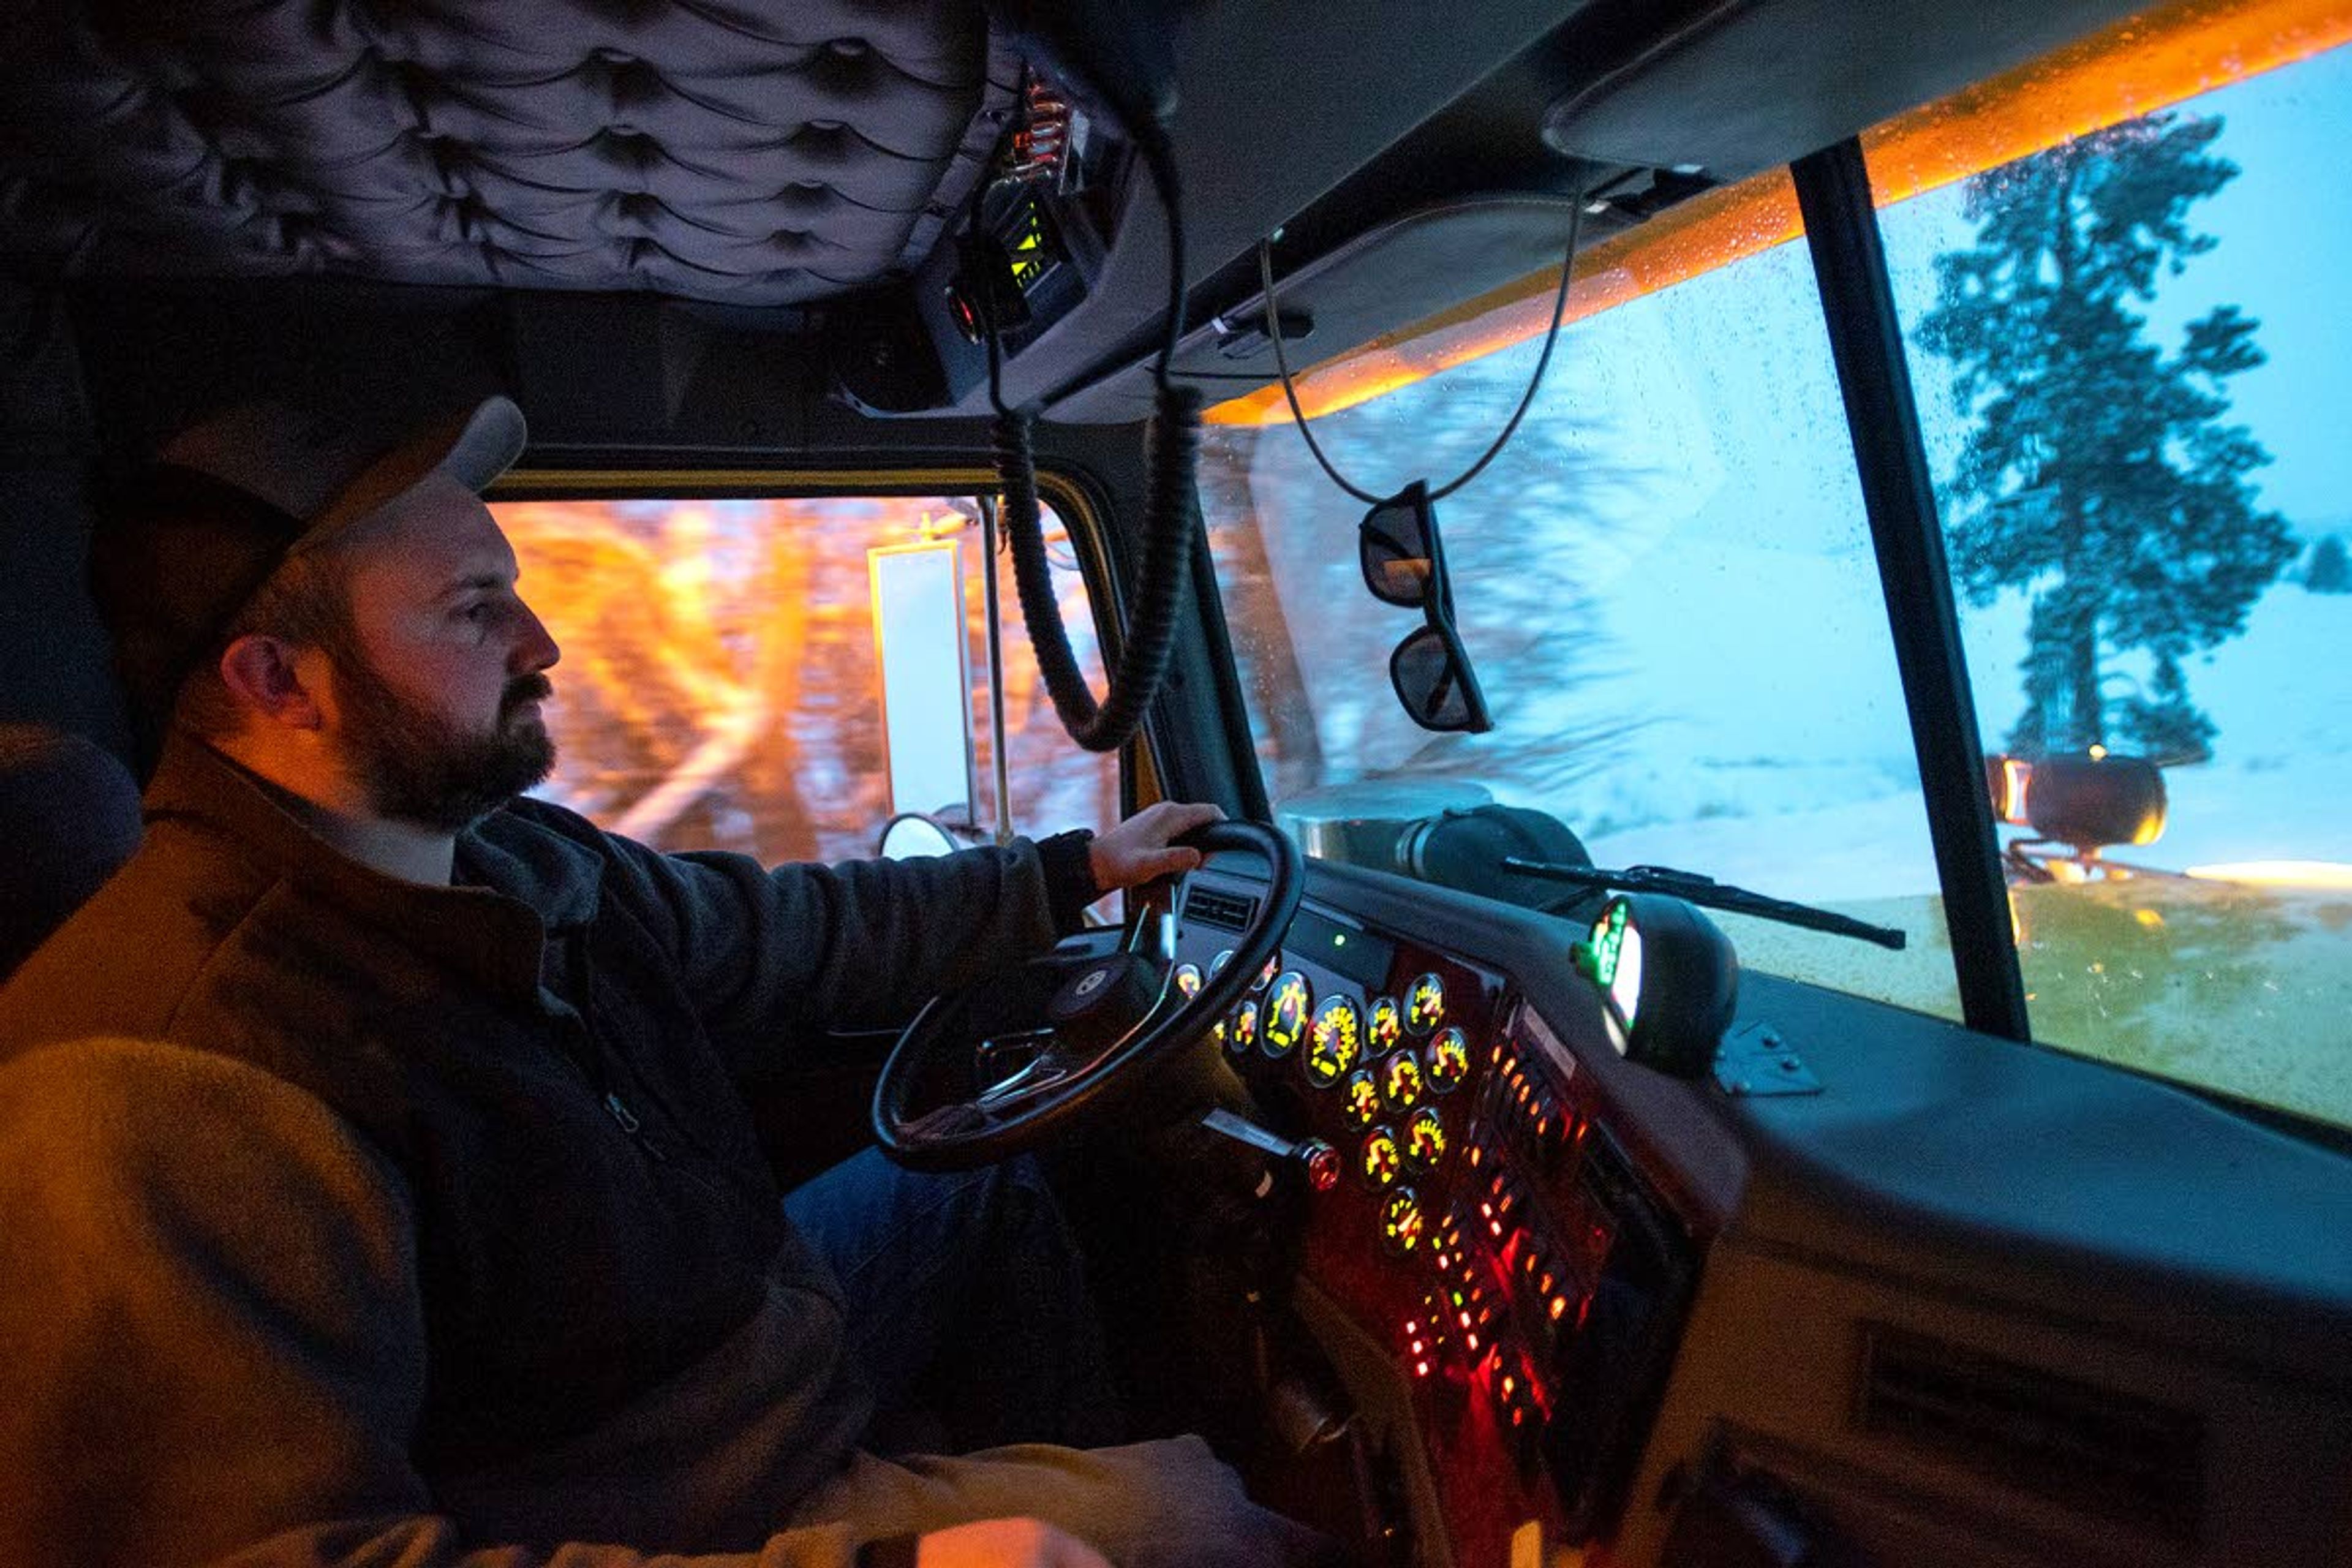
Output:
[878,812,967,861]
[1986,752,2166,851]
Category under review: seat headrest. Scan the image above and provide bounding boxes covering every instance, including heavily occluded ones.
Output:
[0,726,144,978]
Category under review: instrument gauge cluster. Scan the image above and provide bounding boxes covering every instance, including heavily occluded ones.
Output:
[1174,881,1701,1567]
[1178,894,1499,1277]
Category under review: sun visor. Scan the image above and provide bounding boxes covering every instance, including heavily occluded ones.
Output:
[1049,195,1594,425]
[1535,0,2152,183]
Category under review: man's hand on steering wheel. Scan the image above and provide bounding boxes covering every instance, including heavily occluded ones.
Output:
[1088,801,1227,891]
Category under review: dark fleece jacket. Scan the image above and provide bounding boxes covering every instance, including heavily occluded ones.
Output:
[0,734,1091,1567]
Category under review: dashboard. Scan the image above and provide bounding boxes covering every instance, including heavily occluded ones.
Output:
[1169,856,2352,1568]
[1176,871,1714,1564]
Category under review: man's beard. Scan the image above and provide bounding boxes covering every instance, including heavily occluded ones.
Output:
[333,647,557,832]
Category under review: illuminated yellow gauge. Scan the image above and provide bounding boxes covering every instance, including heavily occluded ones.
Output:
[1302,995,1363,1087]
[1380,1189,1425,1256]
[1381,1049,1425,1110]
[1259,971,1311,1058]
[1341,1070,1382,1129]
[1367,995,1404,1052]
[1174,963,1202,999]
[1427,1027,1471,1093]
[1227,999,1260,1057]
[1404,1107,1447,1173]
[1360,1126,1403,1188]
[1405,972,1447,1036]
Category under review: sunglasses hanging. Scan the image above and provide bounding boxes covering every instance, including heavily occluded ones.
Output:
[1255,195,1588,731]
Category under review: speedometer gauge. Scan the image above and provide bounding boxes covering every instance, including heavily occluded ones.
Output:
[1260,971,1311,1058]
[1303,995,1363,1087]
[1404,973,1446,1036]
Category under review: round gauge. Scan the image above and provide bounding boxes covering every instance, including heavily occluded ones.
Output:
[1208,1010,1227,1051]
[1367,995,1405,1052]
[1360,1126,1403,1189]
[1259,971,1311,1058]
[1403,1106,1447,1173]
[1251,954,1280,993]
[1174,963,1202,999]
[1210,949,1235,979]
[1427,1027,1471,1093]
[1341,1070,1382,1129]
[1380,1188,1425,1256]
[1227,999,1260,1057]
[1404,973,1447,1036]
[1302,995,1363,1087]
[1380,1049,1425,1110]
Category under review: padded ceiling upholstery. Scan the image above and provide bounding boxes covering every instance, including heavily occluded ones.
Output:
[0,1,1001,306]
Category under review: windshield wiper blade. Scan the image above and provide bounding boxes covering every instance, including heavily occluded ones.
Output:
[1500,858,1907,950]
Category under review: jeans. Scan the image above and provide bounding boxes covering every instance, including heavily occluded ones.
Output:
[783,1148,1128,1455]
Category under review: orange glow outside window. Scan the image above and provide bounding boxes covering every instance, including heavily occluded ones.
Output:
[1208,0,2352,429]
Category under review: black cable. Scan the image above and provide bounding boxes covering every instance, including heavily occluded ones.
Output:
[985,118,1200,753]
[1256,194,1586,505]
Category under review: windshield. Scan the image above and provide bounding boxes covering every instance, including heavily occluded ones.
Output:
[1202,187,1964,1020]
[1200,0,2352,1134]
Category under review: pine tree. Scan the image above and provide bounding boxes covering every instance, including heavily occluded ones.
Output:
[1918,111,2294,761]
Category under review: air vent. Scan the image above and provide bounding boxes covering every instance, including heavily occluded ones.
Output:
[1857,1325,2203,1542]
[1184,886,1259,933]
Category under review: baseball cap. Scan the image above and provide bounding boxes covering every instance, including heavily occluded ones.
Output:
[91,395,528,729]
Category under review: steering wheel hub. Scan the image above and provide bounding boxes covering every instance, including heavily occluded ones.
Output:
[1047,953,1164,1053]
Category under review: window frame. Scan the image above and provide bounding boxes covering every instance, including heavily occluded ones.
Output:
[483,461,1146,842]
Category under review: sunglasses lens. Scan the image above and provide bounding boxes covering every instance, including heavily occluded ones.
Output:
[1390,624,1474,730]
[1359,497,1432,606]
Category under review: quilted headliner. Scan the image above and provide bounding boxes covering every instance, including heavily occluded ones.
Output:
[0,1,1003,307]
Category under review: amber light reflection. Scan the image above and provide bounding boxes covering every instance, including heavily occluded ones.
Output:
[1208,0,2352,428]
[494,496,1118,866]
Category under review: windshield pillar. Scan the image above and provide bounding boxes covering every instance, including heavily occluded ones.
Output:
[1792,138,2031,1042]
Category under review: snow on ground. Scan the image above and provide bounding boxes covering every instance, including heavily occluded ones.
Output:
[1547,543,2352,902]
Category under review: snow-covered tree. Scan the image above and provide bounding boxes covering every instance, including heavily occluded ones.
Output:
[1918,111,2294,761]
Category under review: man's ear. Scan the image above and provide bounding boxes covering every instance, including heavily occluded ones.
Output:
[216,634,324,730]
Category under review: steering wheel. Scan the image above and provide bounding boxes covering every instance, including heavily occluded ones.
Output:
[873,820,1303,1170]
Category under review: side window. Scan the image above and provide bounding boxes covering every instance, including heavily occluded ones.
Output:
[1876,6,2352,1127]
[490,495,1117,864]
[1200,170,1965,1020]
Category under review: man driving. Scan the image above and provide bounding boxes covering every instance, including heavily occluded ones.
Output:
[0,396,1335,1568]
